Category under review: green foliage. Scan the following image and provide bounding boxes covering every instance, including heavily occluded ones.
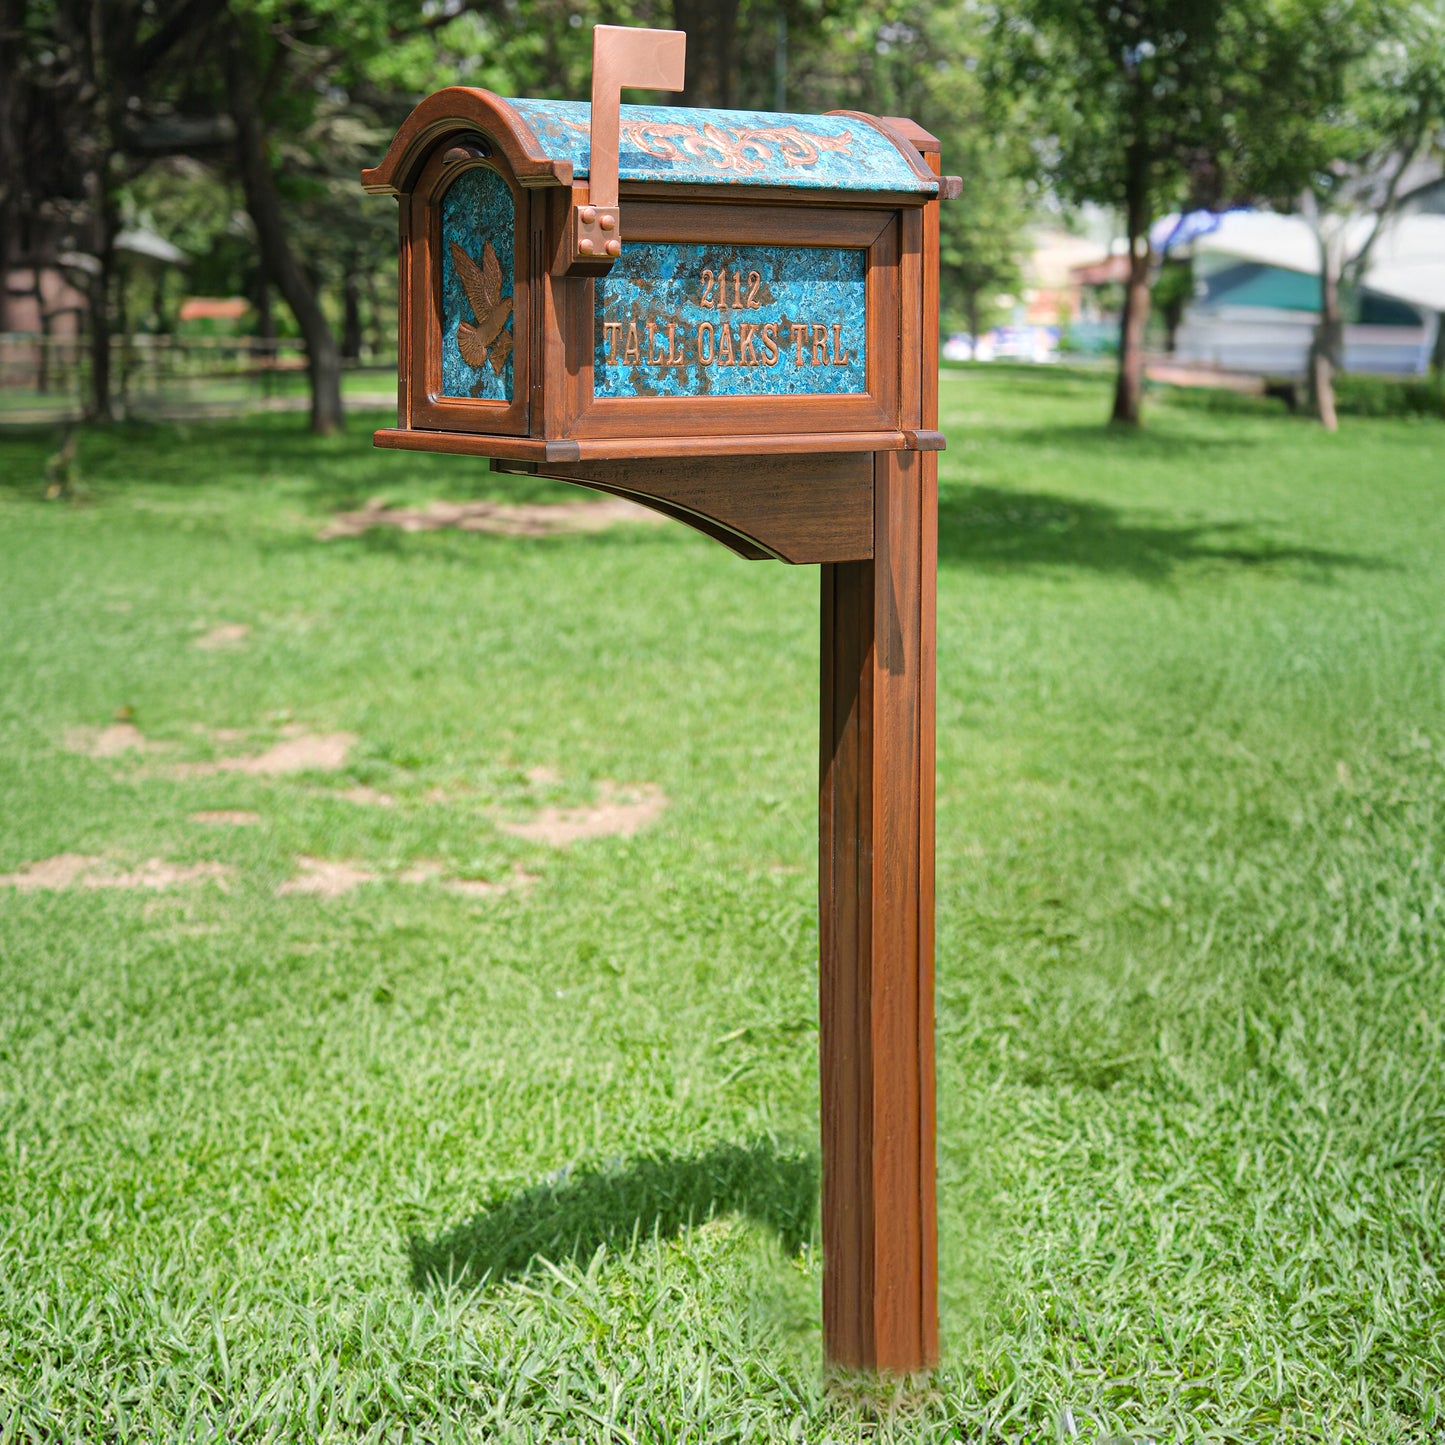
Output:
[1254,0,1445,219]
[1150,257,1193,314]
[1333,370,1445,417]
[2,373,1445,1436]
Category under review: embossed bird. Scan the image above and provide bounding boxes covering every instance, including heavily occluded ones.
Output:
[450,240,513,375]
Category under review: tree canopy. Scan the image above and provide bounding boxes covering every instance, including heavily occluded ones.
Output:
[3,0,1439,431]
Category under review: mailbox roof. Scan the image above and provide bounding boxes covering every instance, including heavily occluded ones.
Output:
[507,98,937,194]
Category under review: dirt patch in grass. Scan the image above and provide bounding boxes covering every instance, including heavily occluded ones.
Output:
[194,622,251,650]
[67,720,354,779]
[278,857,376,897]
[174,731,356,778]
[189,810,261,826]
[281,857,535,899]
[335,785,396,807]
[64,722,169,758]
[498,781,668,847]
[0,854,231,891]
[318,496,659,541]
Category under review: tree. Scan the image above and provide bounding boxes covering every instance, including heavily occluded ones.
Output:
[1279,3,1445,428]
[1,0,235,421]
[219,10,346,434]
[989,1,1360,426]
[770,0,1030,345]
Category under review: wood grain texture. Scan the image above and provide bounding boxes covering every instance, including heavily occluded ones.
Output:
[514,452,873,564]
[362,87,574,195]
[373,429,580,463]
[819,447,938,1373]
[492,460,773,561]
[902,429,945,452]
[817,136,940,1373]
[613,181,930,210]
[396,198,413,428]
[372,428,933,463]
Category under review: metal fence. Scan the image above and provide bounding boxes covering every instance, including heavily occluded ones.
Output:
[0,334,395,422]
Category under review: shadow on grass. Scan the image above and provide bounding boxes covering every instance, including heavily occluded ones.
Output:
[408,1140,817,1290]
[939,485,1387,581]
[1003,421,1261,458]
[0,412,577,511]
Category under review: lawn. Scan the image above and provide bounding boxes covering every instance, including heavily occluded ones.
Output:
[1,370,1441,1442]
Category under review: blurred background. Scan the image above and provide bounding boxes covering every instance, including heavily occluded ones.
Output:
[1,0,1441,435]
[4,8,1445,1435]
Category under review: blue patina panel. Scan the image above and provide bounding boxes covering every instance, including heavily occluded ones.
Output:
[594,242,866,400]
[509,98,933,195]
[440,167,515,401]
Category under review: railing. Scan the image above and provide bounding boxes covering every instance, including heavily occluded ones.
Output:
[0,333,397,422]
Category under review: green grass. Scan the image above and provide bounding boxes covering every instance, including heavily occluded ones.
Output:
[1,371,1442,1441]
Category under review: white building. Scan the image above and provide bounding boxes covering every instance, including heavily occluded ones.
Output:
[1159,205,1445,378]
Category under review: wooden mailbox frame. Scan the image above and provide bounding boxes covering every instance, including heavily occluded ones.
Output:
[366,54,950,1373]
[406,144,532,437]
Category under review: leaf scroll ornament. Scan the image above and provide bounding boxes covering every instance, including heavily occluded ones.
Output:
[450,240,513,376]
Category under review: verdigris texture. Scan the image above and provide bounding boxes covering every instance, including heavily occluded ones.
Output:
[594,242,867,400]
[509,99,933,194]
[441,167,514,401]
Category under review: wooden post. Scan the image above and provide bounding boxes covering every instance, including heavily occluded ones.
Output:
[818,444,939,1372]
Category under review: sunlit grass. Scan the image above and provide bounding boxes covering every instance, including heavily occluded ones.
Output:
[1,372,1442,1440]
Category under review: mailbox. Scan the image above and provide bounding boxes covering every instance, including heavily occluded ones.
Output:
[366,27,957,1374]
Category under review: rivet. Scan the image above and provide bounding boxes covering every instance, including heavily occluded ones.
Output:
[598,212,616,231]
[605,238,621,257]
[580,206,597,224]
[579,237,595,255]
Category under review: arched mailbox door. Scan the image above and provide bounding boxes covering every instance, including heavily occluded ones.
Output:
[365,27,956,1373]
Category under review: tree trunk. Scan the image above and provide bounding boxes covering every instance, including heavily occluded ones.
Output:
[673,0,739,108]
[116,258,131,413]
[0,205,10,337]
[33,269,52,393]
[364,269,385,361]
[1162,293,1184,353]
[0,19,18,341]
[966,291,981,356]
[86,179,118,423]
[254,271,276,359]
[1308,243,1342,432]
[224,23,342,434]
[341,262,362,363]
[1111,154,1151,427]
[1431,311,1445,384]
